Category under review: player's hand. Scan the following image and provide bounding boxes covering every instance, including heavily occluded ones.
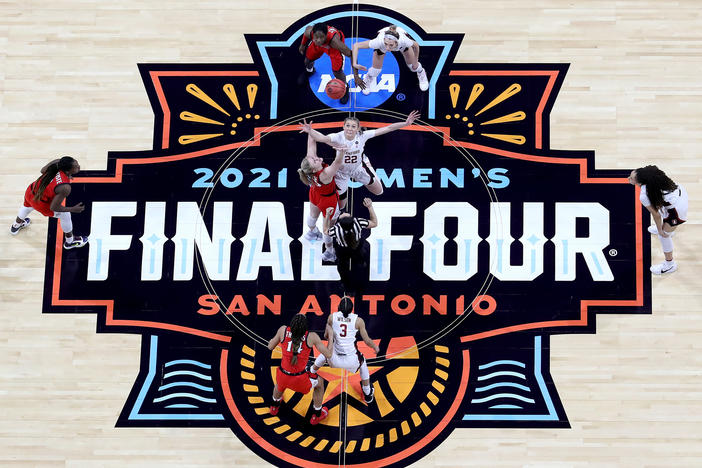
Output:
[354,73,366,90]
[659,230,670,238]
[353,62,368,72]
[298,44,306,55]
[405,110,420,126]
[299,119,312,133]
[363,197,373,208]
[71,202,85,213]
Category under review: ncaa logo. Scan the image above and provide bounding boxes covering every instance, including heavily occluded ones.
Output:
[308,37,400,111]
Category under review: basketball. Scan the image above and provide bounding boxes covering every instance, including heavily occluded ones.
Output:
[325,79,347,99]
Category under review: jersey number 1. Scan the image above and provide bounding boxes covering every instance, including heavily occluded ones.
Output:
[286,341,303,353]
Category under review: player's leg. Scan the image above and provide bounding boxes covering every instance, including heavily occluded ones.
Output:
[330,52,350,104]
[56,212,87,249]
[10,206,34,235]
[304,203,323,241]
[358,358,374,403]
[359,156,383,195]
[309,377,329,424]
[321,204,339,262]
[361,50,385,95]
[298,44,323,85]
[401,46,428,91]
[270,373,285,415]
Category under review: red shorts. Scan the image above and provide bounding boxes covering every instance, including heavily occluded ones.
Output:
[23,185,54,217]
[310,190,339,219]
[275,368,312,394]
[305,43,344,72]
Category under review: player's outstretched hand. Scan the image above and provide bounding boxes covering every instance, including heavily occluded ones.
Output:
[299,119,313,133]
[72,202,85,213]
[363,197,373,208]
[405,110,420,126]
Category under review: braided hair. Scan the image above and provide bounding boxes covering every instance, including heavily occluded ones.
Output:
[339,296,354,317]
[288,314,308,366]
[33,157,76,201]
[635,165,677,210]
[297,157,315,186]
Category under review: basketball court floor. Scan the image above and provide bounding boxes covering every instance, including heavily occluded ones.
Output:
[1,1,701,466]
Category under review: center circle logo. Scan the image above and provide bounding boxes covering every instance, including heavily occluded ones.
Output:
[308,38,401,111]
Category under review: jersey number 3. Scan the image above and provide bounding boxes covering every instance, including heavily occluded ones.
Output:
[339,323,347,337]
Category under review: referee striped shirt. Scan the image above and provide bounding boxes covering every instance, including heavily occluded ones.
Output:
[329,217,370,248]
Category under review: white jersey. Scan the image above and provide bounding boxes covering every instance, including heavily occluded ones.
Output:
[328,130,377,175]
[640,184,688,222]
[368,26,415,53]
[331,311,359,355]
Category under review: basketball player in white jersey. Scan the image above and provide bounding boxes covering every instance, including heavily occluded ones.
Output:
[351,24,429,95]
[629,165,689,274]
[309,296,380,404]
[299,111,419,209]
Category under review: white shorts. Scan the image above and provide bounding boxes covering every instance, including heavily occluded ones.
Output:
[328,351,363,373]
[660,185,689,225]
[334,155,378,195]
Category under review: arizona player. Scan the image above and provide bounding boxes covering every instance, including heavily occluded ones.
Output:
[298,22,352,104]
[300,111,419,209]
[352,24,429,94]
[297,127,345,262]
[310,296,380,404]
[629,165,688,275]
[10,156,88,249]
[268,314,333,424]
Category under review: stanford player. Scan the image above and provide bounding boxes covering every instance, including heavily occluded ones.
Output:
[297,124,344,262]
[268,314,333,425]
[629,165,688,275]
[10,156,88,249]
[298,22,352,104]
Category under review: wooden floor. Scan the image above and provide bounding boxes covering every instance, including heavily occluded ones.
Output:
[1,1,701,466]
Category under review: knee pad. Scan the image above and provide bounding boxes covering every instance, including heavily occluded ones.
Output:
[306,215,318,230]
[359,361,370,381]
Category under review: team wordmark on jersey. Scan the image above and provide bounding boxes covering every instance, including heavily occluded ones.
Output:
[43,4,651,467]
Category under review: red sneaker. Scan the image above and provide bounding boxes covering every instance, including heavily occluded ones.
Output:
[309,407,329,425]
[270,405,280,416]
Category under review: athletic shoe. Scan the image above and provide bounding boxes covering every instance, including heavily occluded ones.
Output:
[650,261,677,275]
[306,364,319,380]
[648,225,675,236]
[361,73,376,96]
[417,68,429,91]
[269,404,280,416]
[363,386,375,404]
[322,247,336,262]
[64,235,88,250]
[339,85,350,105]
[304,228,323,241]
[310,406,329,425]
[10,218,31,235]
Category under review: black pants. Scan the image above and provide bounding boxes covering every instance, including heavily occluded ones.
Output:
[335,240,370,300]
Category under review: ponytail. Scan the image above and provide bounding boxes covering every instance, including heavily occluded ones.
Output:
[288,314,308,366]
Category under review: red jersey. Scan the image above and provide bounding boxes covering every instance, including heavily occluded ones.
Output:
[23,171,71,217]
[280,327,312,374]
[309,164,337,197]
[320,26,344,49]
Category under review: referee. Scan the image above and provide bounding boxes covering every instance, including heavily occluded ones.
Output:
[323,197,378,300]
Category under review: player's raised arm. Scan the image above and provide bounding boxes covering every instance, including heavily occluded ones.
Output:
[363,198,378,228]
[371,110,420,138]
[299,119,333,145]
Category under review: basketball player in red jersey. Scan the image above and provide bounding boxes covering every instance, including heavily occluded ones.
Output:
[10,156,88,249]
[298,22,352,104]
[268,314,333,425]
[297,122,345,262]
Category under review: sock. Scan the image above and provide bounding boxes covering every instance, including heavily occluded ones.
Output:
[367,67,381,78]
[664,258,675,266]
[362,384,371,395]
[65,234,74,243]
[313,404,322,416]
[271,396,282,407]
[323,234,333,250]
[306,65,314,73]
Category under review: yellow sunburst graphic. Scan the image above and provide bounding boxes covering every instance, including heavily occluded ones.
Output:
[178,82,260,145]
[446,82,526,145]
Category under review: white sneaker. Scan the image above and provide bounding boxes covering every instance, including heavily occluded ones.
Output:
[10,217,31,235]
[303,228,323,241]
[650,261,677,275]
[361,73,376,96]
[417,68,429,91]
[648,225,674,237]
[322,248,336,262]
